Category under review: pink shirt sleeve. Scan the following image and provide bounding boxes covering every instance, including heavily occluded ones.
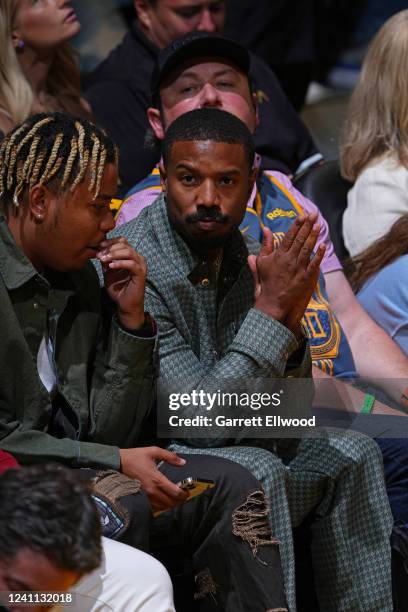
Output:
[115,187,161,227]
[264,171,342,273]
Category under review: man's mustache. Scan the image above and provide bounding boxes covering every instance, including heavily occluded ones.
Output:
[186,207,229,224]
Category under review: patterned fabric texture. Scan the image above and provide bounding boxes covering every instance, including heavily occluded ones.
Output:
[112,195,393,611]
[171,433,393,612]
[115,167,356,377]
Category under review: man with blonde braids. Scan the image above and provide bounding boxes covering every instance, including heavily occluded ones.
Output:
[0,112,289,612]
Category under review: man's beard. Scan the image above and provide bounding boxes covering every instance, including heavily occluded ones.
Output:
[168,206,235,256]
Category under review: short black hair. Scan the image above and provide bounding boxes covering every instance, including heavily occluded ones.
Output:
[0,464,101,574]
[0,112,118,210]
[162,108,255,169]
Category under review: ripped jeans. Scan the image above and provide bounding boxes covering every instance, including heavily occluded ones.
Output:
[81,454,287,612]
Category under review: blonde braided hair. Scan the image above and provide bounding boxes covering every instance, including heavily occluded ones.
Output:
[0,112,118,209]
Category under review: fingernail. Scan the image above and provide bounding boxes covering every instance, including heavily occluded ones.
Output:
[177,457,186,465]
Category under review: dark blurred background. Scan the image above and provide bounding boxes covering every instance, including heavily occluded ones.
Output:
[71,0,407,160]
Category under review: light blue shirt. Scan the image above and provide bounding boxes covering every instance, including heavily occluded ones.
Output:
[358,254,408,355]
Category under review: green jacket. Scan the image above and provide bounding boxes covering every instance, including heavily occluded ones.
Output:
[0,216,157,469]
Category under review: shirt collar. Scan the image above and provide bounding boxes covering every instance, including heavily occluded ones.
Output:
[0,215,40,290]
[0,215,95,306]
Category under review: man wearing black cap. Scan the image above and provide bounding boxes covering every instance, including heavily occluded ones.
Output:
[116,31,408,419]
[85,0,321,196]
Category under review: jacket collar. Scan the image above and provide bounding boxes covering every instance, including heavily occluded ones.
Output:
[0,215,40,290]
[0,214,89,299]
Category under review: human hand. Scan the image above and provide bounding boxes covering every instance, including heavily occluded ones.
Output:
[119,446,189,513]
[97,237,146,330]
[248,215,325,334]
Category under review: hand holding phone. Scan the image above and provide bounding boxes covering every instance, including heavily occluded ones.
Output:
[153,477,215,517]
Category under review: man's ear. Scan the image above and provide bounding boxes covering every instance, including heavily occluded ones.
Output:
[147,107,165,140]
[28,184,52,221]
[159,161,167,192]
[134,0,153,29]
[248,166,258,199]
[252,93,260,130]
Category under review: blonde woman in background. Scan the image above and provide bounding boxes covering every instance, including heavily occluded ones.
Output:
[0,0,91,136]
[340,9,408,257]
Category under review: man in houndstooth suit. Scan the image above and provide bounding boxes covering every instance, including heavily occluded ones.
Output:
[112,108,393,612]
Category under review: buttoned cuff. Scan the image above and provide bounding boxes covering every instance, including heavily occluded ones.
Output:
[231,308,299,376]
[117,312,157,338]
[109,315,158,371]
[286,336,311,377]
[77,441,121,470]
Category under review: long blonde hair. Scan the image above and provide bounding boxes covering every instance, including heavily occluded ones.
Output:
[340,10,408,181]
[0,0,89,127]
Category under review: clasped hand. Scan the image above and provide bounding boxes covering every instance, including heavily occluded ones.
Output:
[248,214,326,335]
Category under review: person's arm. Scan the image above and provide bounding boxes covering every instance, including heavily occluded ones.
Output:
[144,216,324,446]
[325,269,408,405]
[148,217,325,388]
[87,315,157,448]
[312,366,406,416]
[0,414,122,469]
[149,289,307,382]
[144,289,310,448]
[0,238,157,468]
[87,238,158,449]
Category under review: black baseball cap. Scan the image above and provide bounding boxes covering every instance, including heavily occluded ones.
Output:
[151,32,251,101]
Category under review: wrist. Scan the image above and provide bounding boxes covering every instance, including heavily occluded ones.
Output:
[288,322,305,342]
[254,300,286,322]
[119,448,125,472]
[119,448,131,474]
[401,387,408,411]
[118,312,156,337]
[118,310,145,331]
[360,393,376,414]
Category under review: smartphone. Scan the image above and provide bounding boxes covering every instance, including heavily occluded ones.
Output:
[178,477,215,499]
[153,477,215,517]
